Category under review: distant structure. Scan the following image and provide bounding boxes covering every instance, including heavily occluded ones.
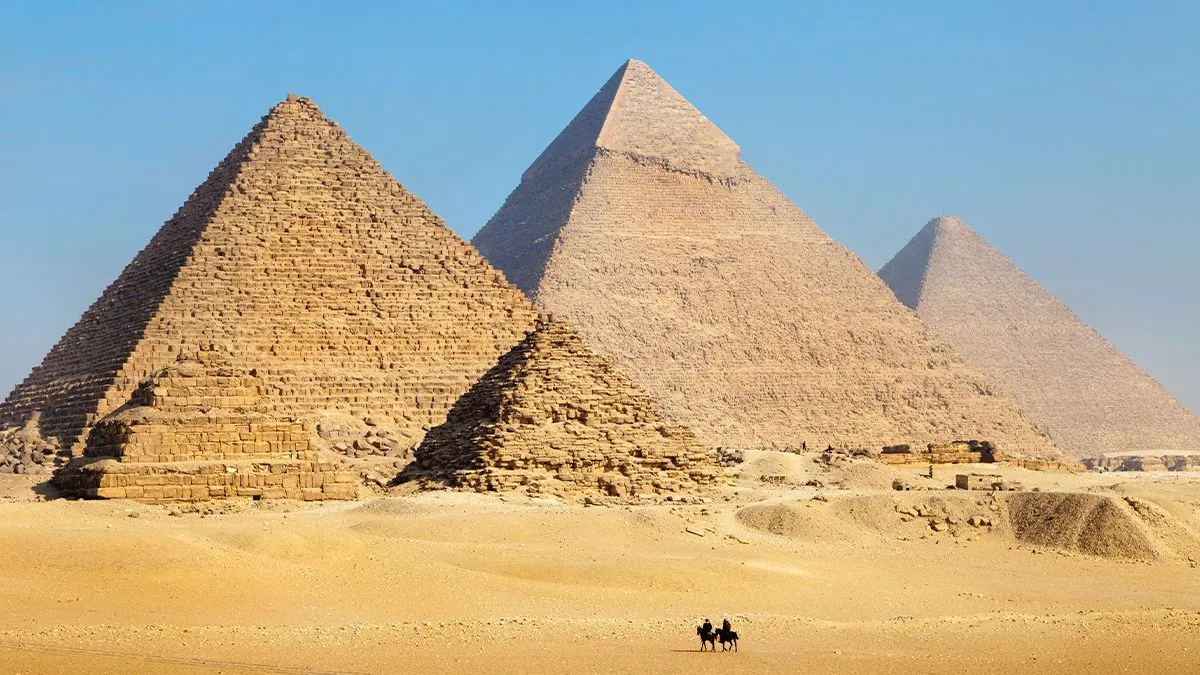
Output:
[878,216,1200,458]
[406,318,722,499]
[472,59,1058,457]
[1,95,540,498]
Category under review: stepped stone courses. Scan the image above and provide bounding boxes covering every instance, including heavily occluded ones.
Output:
[473,59,1060,458]
[878,216,1200,459]
[0,95,540,476]
[54,348,358,501]
[407,319,722,499]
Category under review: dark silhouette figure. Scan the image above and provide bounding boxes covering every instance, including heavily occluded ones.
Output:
[717,627,739,652]
[722,618,731,633]
[697,619,716,652]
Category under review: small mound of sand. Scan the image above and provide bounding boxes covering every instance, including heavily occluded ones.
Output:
[736,502,872,543]
[1005,492,1159,560]
[1120,495,1200,561]
[738,450,812,478]
[828,461,902,491]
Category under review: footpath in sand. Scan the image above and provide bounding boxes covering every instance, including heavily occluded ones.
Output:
[1,453,1199,673]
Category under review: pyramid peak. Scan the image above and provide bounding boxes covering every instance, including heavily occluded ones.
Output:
[926,215,972,234]
[521,59,741,181]
[267,93,324,115]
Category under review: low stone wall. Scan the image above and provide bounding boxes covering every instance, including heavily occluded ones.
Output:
[54,458,357,501]
[879,440,1001,466]
[1084,454,1200,472]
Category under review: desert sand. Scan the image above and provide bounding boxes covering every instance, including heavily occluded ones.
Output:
[2,453,1199,674]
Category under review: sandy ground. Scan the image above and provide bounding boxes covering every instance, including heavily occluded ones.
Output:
[1,453,1199,673]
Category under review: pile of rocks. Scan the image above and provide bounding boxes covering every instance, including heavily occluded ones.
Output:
[322,426,414,462]
[0,418,67,476]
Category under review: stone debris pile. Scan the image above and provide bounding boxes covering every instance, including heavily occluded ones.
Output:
[0,415,68,476]
[404,319,723,500]
[473,59,1060,459]
[879,216,1200,458]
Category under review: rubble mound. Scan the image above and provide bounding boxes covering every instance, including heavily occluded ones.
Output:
[0,414,68,476]
[403,319,723,500]
[1005,492,1159,560]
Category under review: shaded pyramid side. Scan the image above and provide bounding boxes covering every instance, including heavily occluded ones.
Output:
[2,95,540,452]
[0,118,264,449]
[879,216,1200,457]
[406,319,723,499]
[474,61,1060,457]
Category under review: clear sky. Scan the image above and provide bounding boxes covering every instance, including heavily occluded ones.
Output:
[1,1,1197,412]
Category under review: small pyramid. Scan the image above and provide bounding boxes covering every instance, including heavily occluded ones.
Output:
[473,60,1060,457]
[0,95,540,468]
[405,319,723,499]
[879,216,1200,458]
[53,347,359,501]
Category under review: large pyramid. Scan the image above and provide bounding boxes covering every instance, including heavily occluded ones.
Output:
[0,94,540,456]
[473,59,1059,457]
[406,318,722,499]
[879,216,1200,458]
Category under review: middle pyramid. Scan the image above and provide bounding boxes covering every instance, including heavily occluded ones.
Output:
[474,59,1058,456]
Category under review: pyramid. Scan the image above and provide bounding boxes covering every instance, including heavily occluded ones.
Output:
[52,347,360,501]
[879,216,1200,458]
[0,95,540,470]
[405,319,722,498]
[472,59,1059,457]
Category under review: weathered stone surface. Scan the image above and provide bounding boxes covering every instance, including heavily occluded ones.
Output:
[53,348,353,502]
[879,216,1200,458]
[0,95,539,459]
[473,59,1059,458]
[404,319,723,499]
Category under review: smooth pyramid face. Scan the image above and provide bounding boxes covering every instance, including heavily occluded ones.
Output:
[879,216,1200,457]
[1,95,539,450]
[473,61,1060,457]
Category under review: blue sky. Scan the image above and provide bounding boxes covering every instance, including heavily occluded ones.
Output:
[2,1,1197,412]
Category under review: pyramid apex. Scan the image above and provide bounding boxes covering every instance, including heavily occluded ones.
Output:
[927,215,971,233]
[521,59,741,181]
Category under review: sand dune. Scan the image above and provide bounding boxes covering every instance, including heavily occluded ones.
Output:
[1,457,1199,672]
